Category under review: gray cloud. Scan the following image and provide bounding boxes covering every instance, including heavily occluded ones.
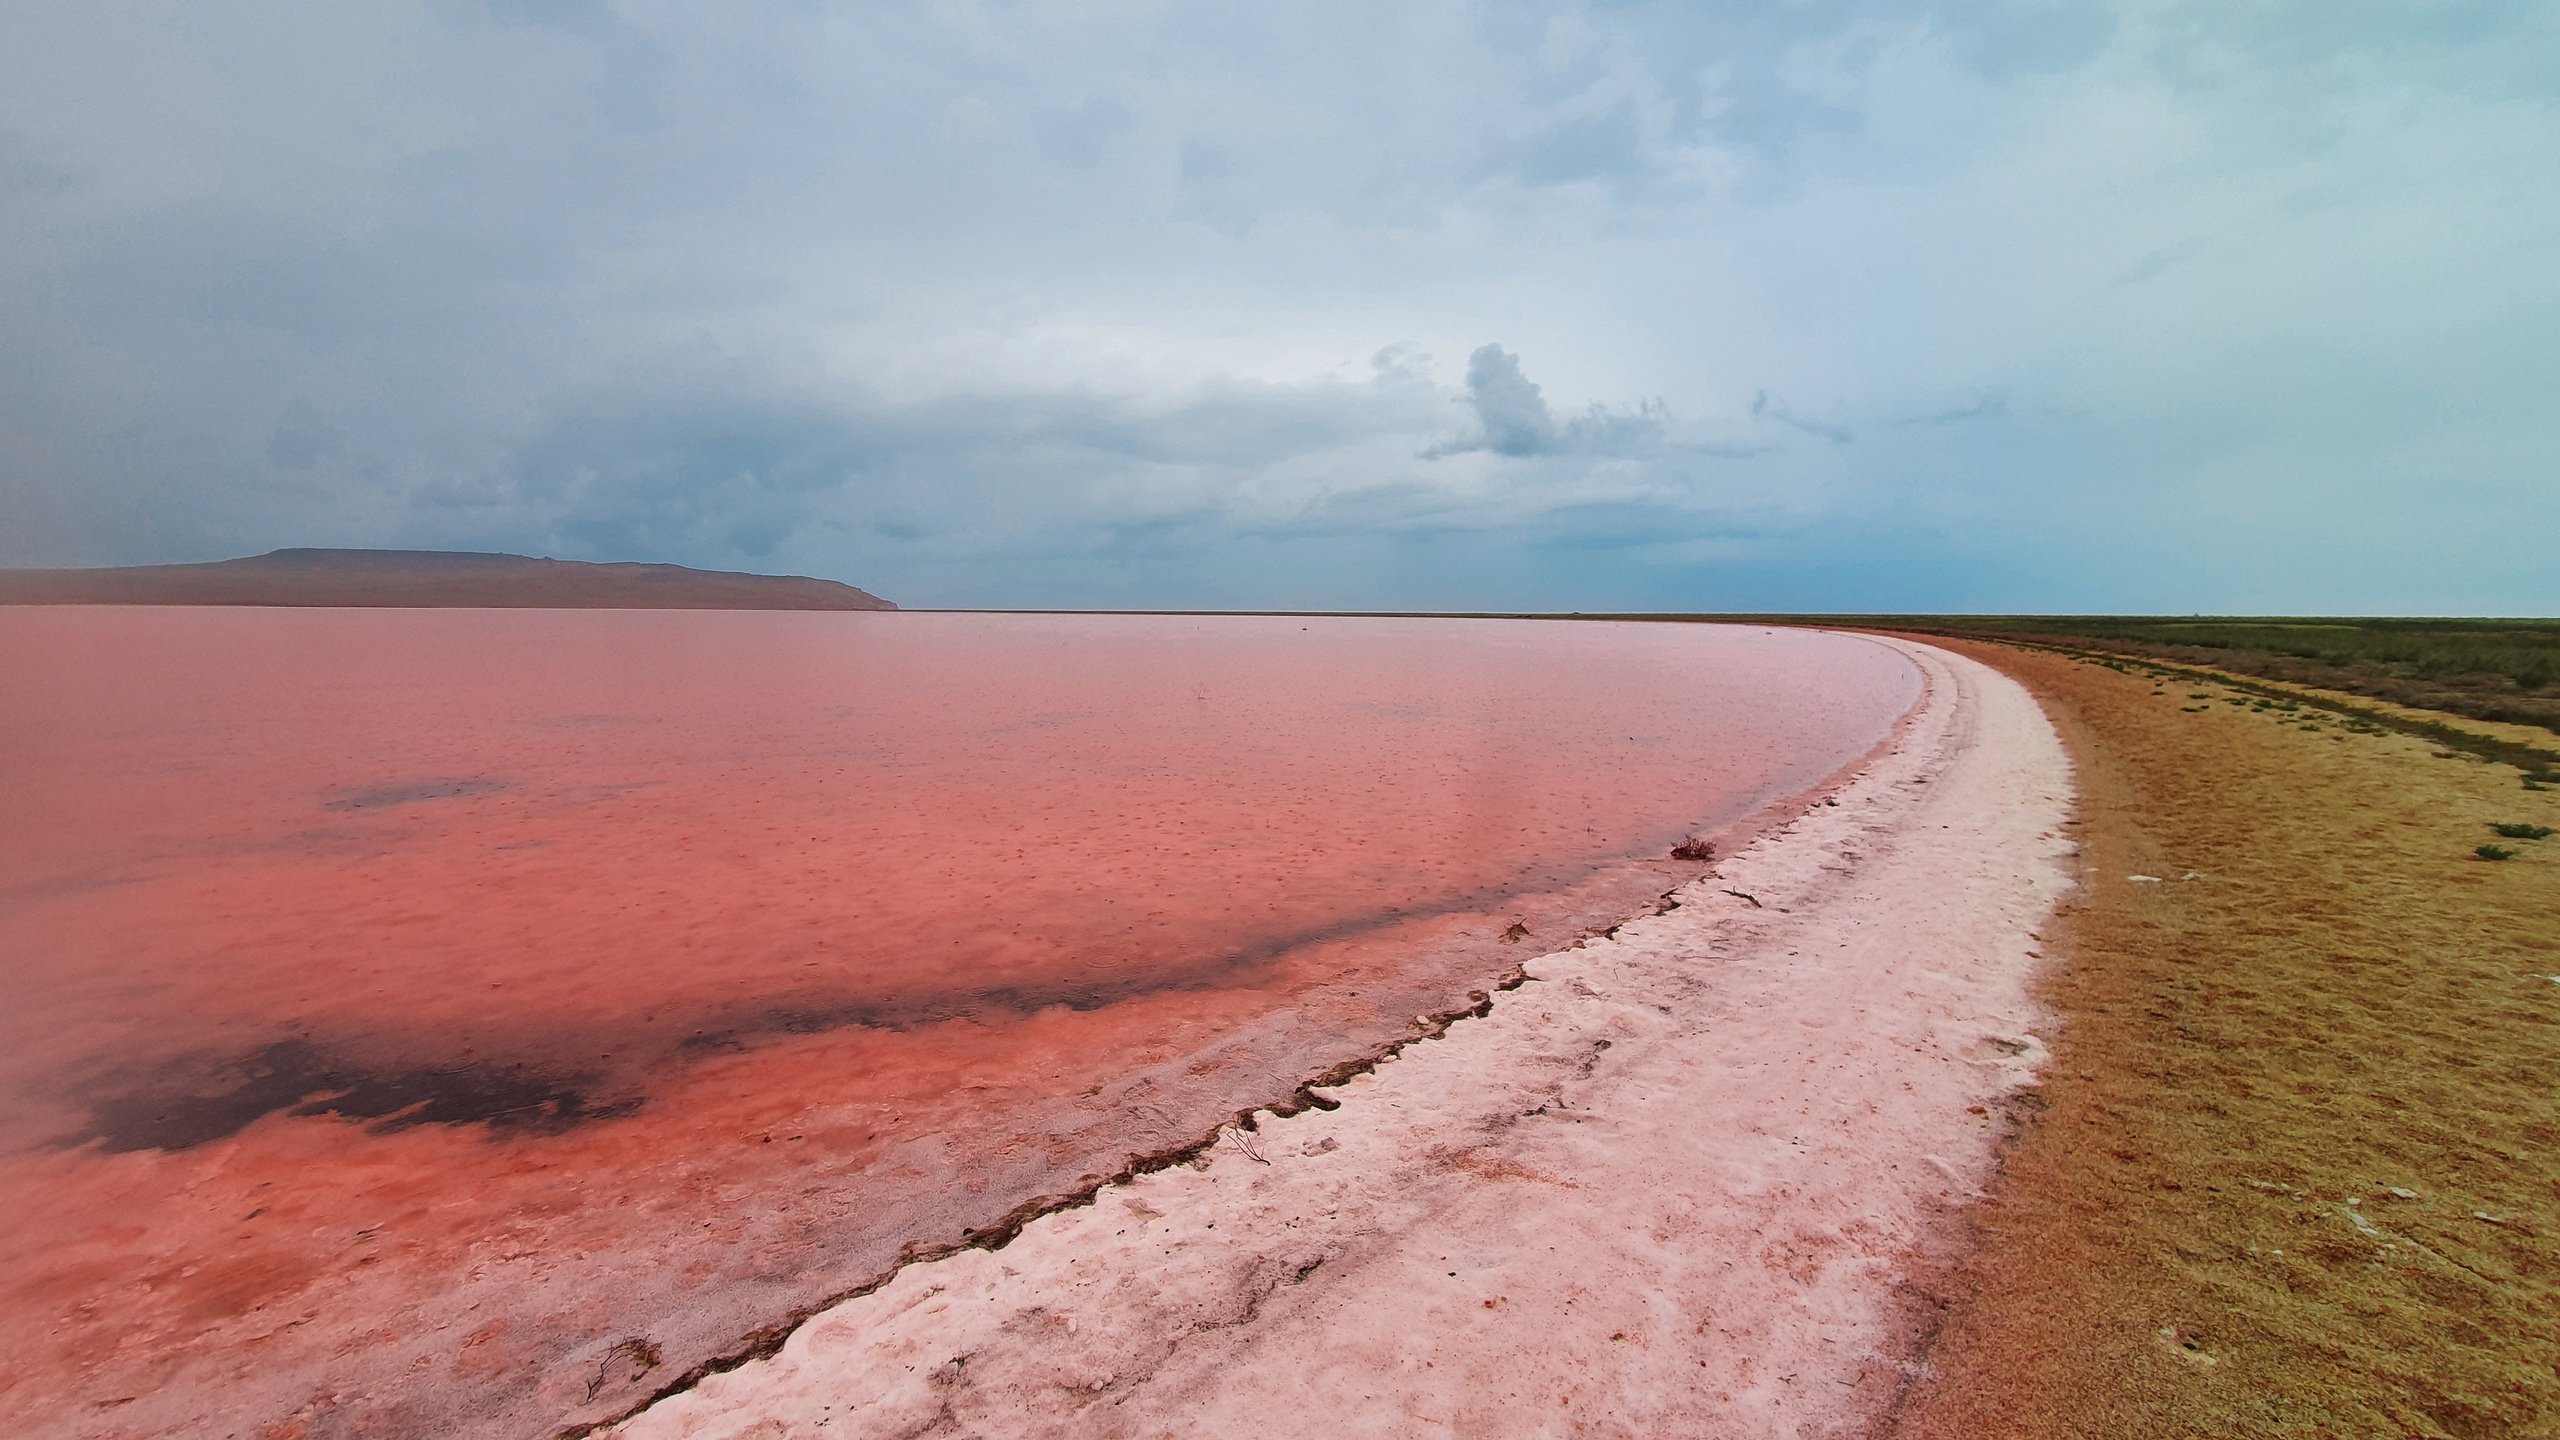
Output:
[1425,345,1667,460]
[265,406,347,470]
[1892,392,2008,428]
[2110,238,2210,290]
[1749,391,1854,446]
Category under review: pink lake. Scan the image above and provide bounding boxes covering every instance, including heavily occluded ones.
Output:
[0,609,1920,1438]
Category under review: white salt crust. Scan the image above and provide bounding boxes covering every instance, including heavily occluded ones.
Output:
[614,636,2075,1439]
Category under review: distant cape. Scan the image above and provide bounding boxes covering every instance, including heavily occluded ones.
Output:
[0,548,896,611]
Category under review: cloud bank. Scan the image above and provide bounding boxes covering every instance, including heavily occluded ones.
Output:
[0,1,2555,612]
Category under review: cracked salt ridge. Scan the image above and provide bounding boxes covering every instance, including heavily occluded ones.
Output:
[608,638,2075,1440]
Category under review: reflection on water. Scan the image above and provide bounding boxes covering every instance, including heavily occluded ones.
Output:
[0,609,1919,1438]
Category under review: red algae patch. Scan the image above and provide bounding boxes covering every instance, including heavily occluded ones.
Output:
[0,609,1918,1438]
[612,639,2075,1440]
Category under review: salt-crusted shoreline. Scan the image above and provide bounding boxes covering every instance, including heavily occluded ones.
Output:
[612,637,2075,1439]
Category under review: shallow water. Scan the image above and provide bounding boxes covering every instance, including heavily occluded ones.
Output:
[0,609,1919,1438]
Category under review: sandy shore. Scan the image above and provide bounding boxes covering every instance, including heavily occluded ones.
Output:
[1891,641,2560,1438]
[609,637,2074,1439]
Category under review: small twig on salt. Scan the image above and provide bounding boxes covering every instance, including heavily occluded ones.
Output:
[1720,889,1763,909]
[1224,1126,1270,1165]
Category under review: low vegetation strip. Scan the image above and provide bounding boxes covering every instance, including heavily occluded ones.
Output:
[1554,611,2559,735]
[1832,616,2560,735]
[1890,639,2560,1440]
[1965,642,2560,779]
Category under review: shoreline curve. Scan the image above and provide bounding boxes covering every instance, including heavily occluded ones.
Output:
[605,636,2077,1439]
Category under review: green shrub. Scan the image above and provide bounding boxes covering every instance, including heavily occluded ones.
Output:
[2489,823,2554,840]
[2475,844,2517,861]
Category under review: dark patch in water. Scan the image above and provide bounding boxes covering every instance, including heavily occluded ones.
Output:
[672,957,1309,1059]
[670,869,1692,1058]
[555,780,664,801]
[324,777,510,810]
[79,851,1693,1154]
[79,1040,634,1153]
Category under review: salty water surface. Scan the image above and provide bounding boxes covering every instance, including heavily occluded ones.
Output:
[0,609,1919,1438]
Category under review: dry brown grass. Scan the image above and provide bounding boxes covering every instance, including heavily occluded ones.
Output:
[1888,619,2560,734]
[1891,640,2560,1440]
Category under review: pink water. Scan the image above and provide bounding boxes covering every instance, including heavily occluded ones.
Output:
[0,609,1920,1438]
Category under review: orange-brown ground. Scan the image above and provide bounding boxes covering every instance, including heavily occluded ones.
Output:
[1893,640,2560,1439]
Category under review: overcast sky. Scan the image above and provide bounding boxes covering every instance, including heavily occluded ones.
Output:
[3,2,2554,612]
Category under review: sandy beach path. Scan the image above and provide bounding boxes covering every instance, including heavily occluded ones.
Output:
[612,638,2073,1439]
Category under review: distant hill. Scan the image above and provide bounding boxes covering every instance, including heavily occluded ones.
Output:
[0,549,895,611]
